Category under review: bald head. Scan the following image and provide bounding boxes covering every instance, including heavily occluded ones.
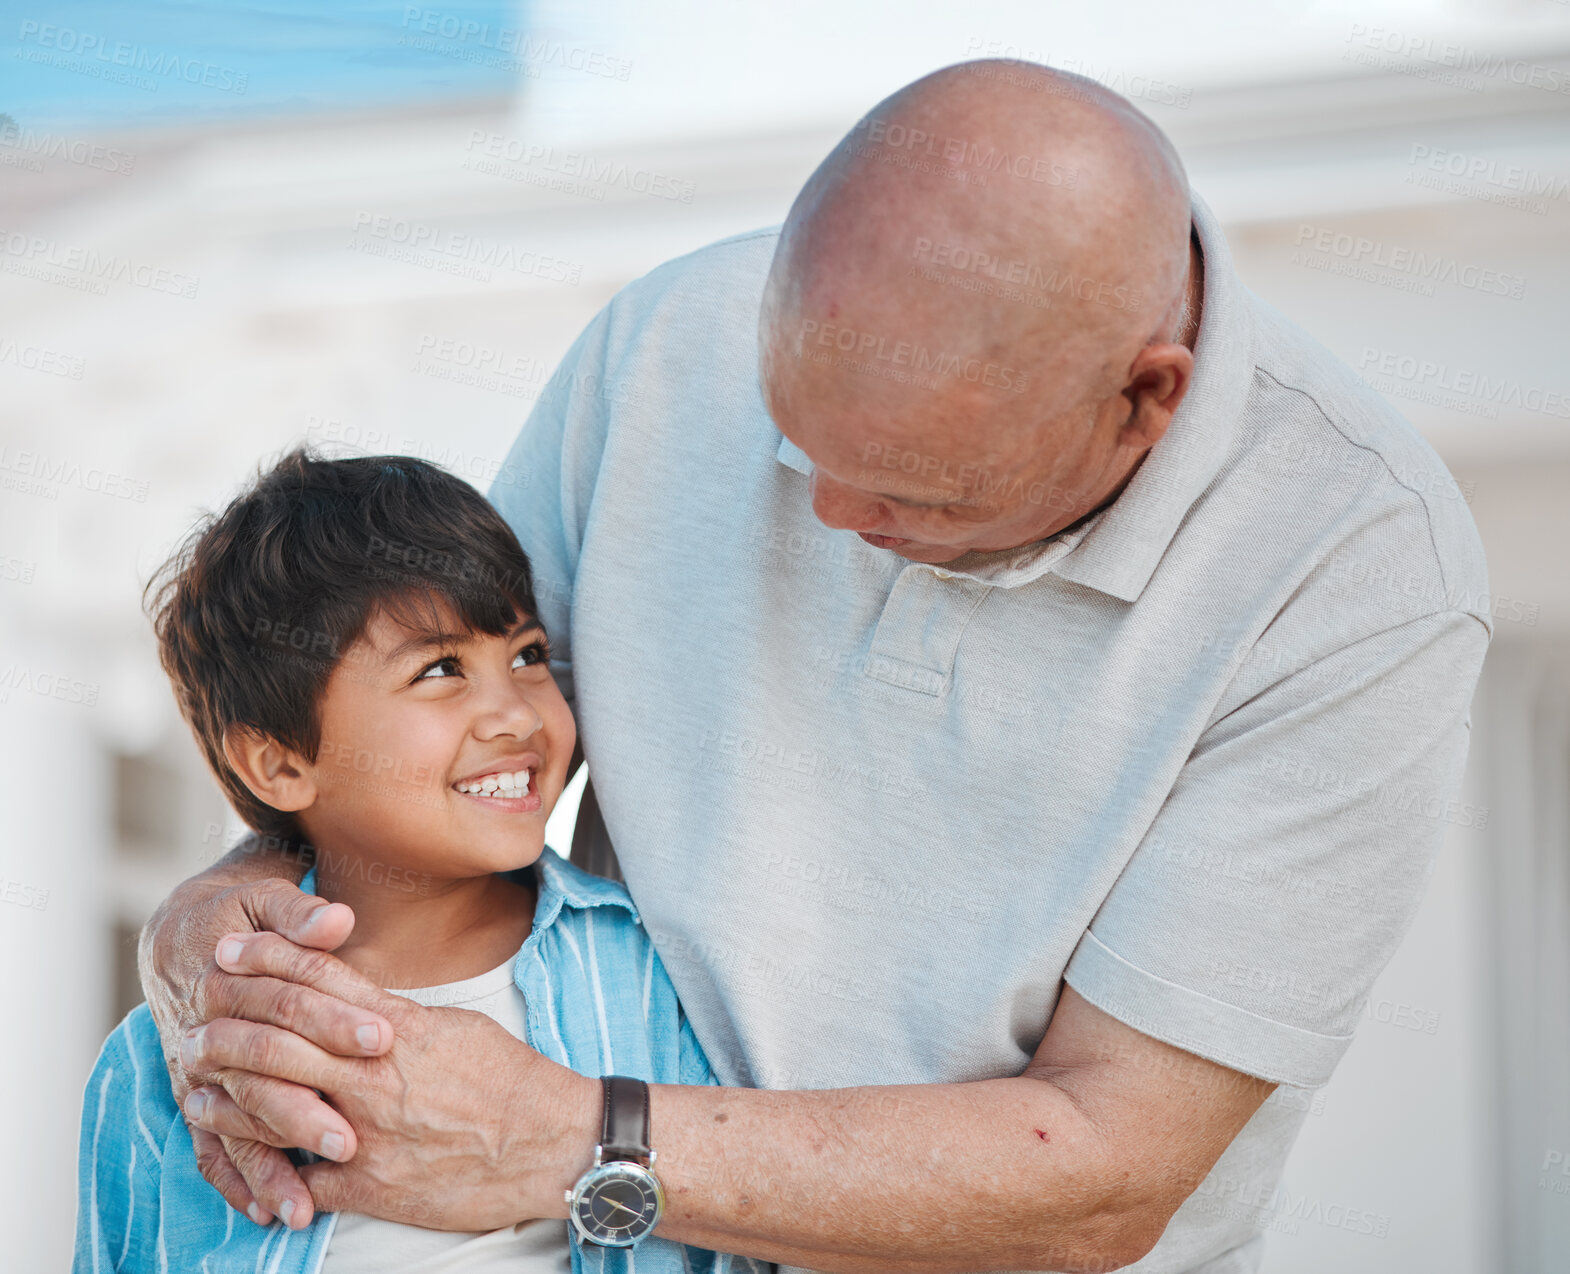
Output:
[759,60,1203,564]
[767,61,1191,406]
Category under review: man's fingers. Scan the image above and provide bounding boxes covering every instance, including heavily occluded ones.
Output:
[184,1081,358,1162]
[215,931,398,1037]
[236,876,356,952]
[203,965,394,1059]
[224,1134,315,1230]
[190,1126,274,1226]
[184,1017,367,1093]
[297,1160,359,1217]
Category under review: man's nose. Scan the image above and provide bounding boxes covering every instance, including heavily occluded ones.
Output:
[809,471,887,533]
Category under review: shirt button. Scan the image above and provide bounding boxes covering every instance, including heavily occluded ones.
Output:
[932,568,953,579]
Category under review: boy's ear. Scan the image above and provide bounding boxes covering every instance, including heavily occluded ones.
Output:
[222,725,318,813]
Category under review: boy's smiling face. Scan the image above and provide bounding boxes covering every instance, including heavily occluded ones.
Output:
[288,595,576,880]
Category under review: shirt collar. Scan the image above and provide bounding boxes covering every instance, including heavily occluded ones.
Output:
[776,434,812,475]
[514,844,641,933]
[299,844,639,942]
[773,188,1255,601]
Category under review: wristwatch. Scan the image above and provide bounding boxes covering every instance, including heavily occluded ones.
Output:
[564,1074,665,1247]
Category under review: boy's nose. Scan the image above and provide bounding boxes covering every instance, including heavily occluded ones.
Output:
[476,683,545,740]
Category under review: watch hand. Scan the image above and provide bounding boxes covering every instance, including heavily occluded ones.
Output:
[604,1198,643,1221]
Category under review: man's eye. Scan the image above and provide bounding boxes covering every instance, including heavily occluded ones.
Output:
[414,656,461,681]
[513,641,550,669]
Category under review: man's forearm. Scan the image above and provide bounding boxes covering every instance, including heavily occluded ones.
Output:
[642,1076,1157,1274]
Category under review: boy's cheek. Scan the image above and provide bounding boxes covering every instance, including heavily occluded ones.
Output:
[545,693,577,782]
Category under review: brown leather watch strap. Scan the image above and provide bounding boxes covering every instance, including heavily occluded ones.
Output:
[601,1074,652,1165]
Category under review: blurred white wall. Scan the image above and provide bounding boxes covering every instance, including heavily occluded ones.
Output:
[3,5,1569,1271]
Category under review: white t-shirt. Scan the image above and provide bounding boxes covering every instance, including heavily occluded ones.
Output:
[320,957,573,1274]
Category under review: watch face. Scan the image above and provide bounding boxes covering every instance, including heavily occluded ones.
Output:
[570,1163,664,1247]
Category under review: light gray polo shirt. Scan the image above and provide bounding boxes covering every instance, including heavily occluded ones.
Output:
[489,190,1491,1274]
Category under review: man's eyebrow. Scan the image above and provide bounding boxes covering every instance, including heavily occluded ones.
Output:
[385,618,543,664]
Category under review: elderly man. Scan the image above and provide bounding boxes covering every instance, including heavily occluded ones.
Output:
[142,61,1490,1273]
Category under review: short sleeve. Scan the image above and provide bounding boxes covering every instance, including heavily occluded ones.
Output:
[1064,608,1490,1088]
[74,1005,179,1272]
[487,303,616,711]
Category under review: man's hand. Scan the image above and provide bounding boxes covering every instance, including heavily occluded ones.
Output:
[179,931,601,1232]
[139,859,393,1227]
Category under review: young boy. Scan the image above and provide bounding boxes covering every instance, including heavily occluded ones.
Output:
[74,449,769,1274]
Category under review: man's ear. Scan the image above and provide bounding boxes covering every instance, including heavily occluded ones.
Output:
[222,725,318,813]
[1119,342,1195,452]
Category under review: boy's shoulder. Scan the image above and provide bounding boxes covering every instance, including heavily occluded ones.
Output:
[97,1001,180,1106]
[82,1001,184,1174]
[515,847,706,1082]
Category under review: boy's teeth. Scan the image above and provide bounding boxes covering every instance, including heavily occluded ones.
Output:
[460,769,532,796]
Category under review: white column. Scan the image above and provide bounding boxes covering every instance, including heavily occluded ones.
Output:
[0,631,113,1271]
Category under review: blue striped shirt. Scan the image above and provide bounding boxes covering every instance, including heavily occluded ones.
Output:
[74,845,772,1274]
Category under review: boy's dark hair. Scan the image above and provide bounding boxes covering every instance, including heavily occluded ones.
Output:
[145,448,539,842]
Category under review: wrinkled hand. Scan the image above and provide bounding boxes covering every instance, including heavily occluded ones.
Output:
[139,874,388,1227]
[180,931,600,1232]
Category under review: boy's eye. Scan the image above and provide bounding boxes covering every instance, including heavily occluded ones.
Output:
[513,641,550,669]
[414,655,461,682]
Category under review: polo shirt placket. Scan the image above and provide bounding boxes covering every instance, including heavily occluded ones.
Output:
[772,437,1114,700]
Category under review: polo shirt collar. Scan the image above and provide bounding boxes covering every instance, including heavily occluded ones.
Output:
[773,189,1255,602]
[777,435,812,474]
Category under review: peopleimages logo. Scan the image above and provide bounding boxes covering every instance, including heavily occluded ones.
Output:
[0,117,135,175]
[348,212,583,286]
[0,664,99,707]
[851,115,1079,189]
[1360,347,1570,421]
[463,132,696,203]
[1,877,49,911]
[1345,23,1570,96]
[398,7,632,80]
[911,237,1143,311]
[1192,1173,1390,1239]
[0,447,149,502]
[1404,144,1570,217]
[0,226,199,298]
[795,319,1030,394]
[1292,225,1525,299]
[1410,144,1570,197]
[14,20,249,94]
[959,40,1194,109]
[0,337,85,379]
[1542,1149,1570,1195]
